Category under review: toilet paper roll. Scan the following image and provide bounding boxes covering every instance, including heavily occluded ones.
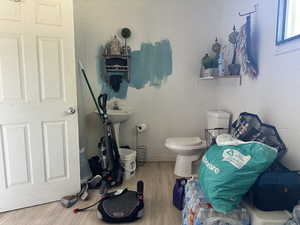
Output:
[136,123,147,133]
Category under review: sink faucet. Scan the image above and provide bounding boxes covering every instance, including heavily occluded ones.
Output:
[112,100,120,110]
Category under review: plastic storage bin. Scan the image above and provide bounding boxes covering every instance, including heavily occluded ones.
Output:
[243,202,291,225]
[119,148,137,180]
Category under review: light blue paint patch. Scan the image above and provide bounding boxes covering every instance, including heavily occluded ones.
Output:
[130,39,172,89]
[152,39,172,88]
[98,39,172,99]
[101,79,129,99]
[129,50,145,89]
[156,40,173,86]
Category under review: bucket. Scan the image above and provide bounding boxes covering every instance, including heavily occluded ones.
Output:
[119,148,137,180]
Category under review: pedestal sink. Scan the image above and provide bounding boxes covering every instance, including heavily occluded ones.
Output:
[108,108,132,147]
[95,107,132,148]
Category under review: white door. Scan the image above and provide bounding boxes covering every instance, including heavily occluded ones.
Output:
[0,0,80,212]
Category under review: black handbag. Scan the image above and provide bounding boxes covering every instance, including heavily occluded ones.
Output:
[250,170,300,211]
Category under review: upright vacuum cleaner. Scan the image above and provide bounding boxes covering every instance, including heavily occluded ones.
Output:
[77,62,145,223]
[79,61,123,192]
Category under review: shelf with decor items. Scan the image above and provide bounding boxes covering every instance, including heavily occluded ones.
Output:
[200,28,244,85]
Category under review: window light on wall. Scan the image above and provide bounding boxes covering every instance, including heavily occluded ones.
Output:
[276,0,300,45]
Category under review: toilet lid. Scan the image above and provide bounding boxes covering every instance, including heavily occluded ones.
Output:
[166,137,202,147]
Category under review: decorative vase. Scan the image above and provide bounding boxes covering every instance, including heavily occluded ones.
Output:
[228,64,241,75]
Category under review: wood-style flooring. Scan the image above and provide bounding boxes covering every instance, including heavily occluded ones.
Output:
[0,162,182,225]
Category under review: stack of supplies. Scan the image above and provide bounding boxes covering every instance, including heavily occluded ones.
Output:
[182,179,250,225]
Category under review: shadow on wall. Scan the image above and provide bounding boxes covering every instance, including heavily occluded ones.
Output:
[97,39,173,99]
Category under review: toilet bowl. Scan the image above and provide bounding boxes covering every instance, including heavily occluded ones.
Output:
[165,137,207,177]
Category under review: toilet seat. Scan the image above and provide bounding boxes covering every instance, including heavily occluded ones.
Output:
[165,137,204,151]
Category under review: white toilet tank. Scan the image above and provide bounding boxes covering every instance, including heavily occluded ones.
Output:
[207,110,231,129]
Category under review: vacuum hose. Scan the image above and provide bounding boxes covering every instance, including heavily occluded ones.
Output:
[73,199,102,214]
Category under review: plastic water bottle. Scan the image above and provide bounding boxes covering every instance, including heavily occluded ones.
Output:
[208,208,216,218]
[241,208,250,225]
[204,217,239,225]
[218,52,225,76]
[199,207,208,221]
[293,205,300,224]
[192,200,200,214]
[285,219,298,225]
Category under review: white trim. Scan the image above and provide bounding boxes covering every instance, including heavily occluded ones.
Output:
[275,37,300,56]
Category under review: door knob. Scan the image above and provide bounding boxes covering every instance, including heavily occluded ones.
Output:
[66,107,76,115]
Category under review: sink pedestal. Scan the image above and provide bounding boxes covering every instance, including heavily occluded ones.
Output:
[95,107,132,150]
[113,123,121,148]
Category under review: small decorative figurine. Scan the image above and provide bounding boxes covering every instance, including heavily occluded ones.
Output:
[110,35,122,56]
[212,38,221,57]
[228,26,241,75]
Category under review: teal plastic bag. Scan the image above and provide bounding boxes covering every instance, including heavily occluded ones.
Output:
[199,142,277,214]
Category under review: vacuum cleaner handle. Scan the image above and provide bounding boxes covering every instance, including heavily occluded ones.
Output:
[79,61,102,115]
[98,94,108,115]
[137,181,144,195]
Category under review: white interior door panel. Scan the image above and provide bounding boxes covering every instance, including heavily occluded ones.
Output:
[0,0,80,212]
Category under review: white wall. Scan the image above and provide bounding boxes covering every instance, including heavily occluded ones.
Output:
[74,0,89,151]
[215,0,300,170]
[75,0,219,160]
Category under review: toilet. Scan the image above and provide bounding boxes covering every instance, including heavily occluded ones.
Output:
[165,137,207,177]
[165,110,231,177]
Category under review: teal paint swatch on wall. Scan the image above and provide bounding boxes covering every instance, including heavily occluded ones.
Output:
[100,39,172,99]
